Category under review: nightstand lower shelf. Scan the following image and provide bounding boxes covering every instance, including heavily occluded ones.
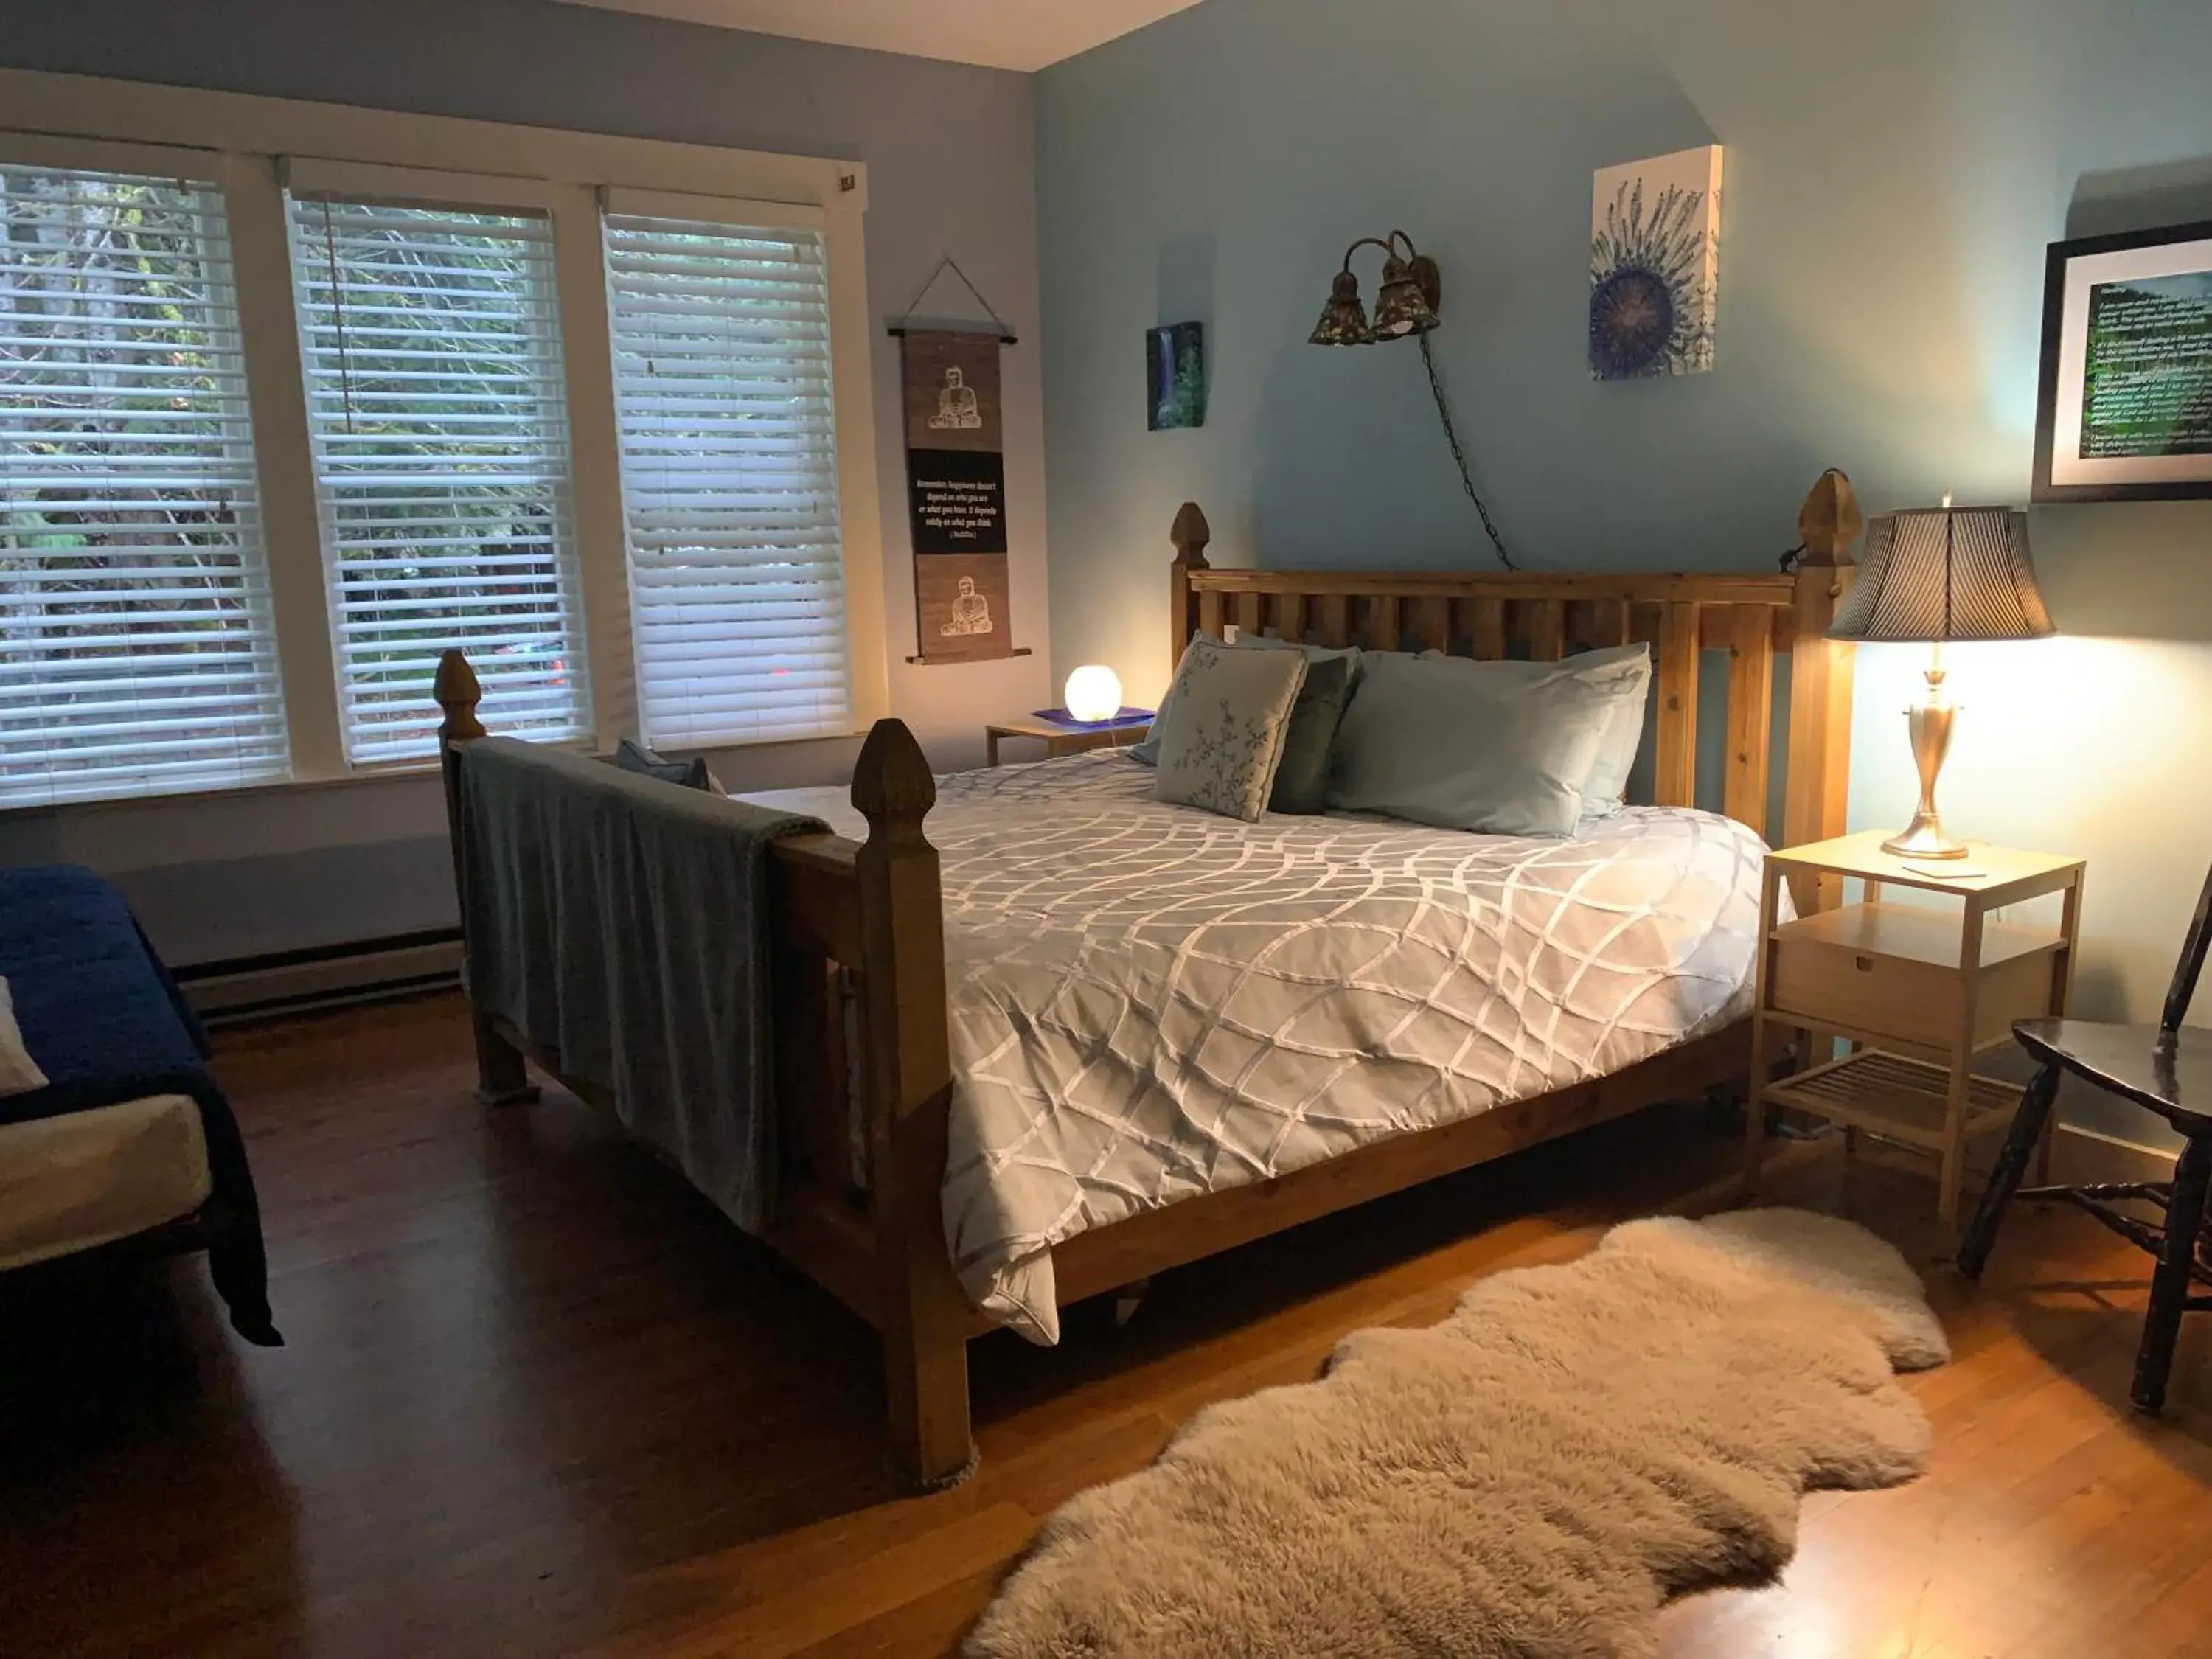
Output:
[1764,1048,2023,1152]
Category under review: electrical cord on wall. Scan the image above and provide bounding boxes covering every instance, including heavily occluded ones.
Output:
[1419,331,1517,572]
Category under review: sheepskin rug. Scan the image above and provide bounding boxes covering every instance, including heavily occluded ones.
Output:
[967,1208,1949,1659]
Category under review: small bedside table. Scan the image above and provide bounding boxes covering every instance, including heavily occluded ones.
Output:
[985,713,1152,767]
[1745,831,2086,1227]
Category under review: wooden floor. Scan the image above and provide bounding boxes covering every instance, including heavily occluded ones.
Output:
[5,996,2212,1658]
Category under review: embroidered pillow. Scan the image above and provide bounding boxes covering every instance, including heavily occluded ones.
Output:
[1151,640,1307,821]
[1132,633,1357,767]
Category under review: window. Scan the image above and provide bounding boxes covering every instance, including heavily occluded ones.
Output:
[290,196,590,763]
[0,165,288,805]
[605,210,849,747]
[0,74,887,809]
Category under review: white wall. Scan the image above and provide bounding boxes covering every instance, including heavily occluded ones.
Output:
[0,0,1051,962]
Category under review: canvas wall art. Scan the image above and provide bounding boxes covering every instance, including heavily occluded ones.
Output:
[1589,145,1723,381]
[1147,321,1206,430]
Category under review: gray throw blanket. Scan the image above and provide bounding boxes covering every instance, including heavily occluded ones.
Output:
[457,738,827,1234]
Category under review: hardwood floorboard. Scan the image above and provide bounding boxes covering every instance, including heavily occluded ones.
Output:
[4,995,2210,1657]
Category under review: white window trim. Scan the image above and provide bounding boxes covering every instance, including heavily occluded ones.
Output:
[0,67,888,803]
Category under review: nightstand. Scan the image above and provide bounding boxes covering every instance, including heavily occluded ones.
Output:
[1745,831,2086,1226]
[984,713,1152,767]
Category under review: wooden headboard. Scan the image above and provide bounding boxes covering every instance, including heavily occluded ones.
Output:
[1167,472,1863,913]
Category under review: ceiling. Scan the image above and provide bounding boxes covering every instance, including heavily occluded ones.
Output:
[555,0,1207,71]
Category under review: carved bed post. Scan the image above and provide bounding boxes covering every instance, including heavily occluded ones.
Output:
[1169,501,1211,669]
[850,717,975,1490]
[434,649,538,1108]
[1781,470,1863,916]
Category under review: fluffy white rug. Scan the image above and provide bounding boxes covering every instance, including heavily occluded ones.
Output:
[967,1208,1948,1659]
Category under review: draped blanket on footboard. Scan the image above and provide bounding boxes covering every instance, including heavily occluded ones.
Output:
[745,752,1784,1345]
[458,740,825,1234]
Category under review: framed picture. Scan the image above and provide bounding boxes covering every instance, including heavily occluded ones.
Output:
[1147,321,1206,430]
[2033,220,2212,502]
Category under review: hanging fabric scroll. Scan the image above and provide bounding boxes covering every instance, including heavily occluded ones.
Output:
[893,258,1025,664]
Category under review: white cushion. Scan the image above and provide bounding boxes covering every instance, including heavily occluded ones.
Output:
[0,977,49,1096]
[1329,653,1617,836]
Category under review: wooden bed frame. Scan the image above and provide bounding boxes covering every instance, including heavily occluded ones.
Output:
[435,470,1864,1491]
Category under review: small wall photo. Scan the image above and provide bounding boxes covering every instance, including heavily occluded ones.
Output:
[1147,321,1206,430]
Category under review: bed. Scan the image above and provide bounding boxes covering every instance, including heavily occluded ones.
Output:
[436,470,1864,1488]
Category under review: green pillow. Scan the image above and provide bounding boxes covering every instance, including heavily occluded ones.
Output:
[1268,653,1354,814]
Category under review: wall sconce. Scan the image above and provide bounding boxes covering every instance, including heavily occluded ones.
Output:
[1307,229,1514,569]
[1310,232,1441,346]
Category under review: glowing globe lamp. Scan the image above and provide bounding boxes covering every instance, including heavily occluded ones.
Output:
[1063,665,1123,724]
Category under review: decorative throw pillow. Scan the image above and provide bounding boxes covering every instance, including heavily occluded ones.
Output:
[1151,639,1307,822]
[1328,653,1615,837]
[1414,643,1652,815]
[0,977,48,1097]
[1267,653,1354,815]
[613,737,720,793]
[1133,632,1356,767]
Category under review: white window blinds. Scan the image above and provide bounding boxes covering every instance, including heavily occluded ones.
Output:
[290,195,590,763]
[1,166,287,806]
[604,211,849,748]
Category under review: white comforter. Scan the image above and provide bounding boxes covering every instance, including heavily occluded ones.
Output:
[749,752,1774,1343]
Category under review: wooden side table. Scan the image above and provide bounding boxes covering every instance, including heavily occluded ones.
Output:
[1745,831,2086,1226]
[984,714,1152,767]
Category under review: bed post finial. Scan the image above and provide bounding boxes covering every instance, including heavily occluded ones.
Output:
[1782,470,1863,914]
[1796,468,1863,568]
[435,647,486,742]
[1170,501,1211,568]
[1169,502,1211,669]
[851,717,938,839]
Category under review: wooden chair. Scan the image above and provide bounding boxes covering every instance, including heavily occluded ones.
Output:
[1958,859,2212,1413]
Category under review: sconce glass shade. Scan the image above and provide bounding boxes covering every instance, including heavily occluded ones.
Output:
[1062,664,1124,723]
[1309,270,1374,346]
[1371,254,1441,339]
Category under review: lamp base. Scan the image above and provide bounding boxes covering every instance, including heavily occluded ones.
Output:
[1882,661,1968,860]
[1880,812,1969,860]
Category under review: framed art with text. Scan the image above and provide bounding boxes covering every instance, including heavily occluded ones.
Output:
[2034,220,2212,501]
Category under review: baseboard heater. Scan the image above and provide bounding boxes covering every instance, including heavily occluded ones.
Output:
[175,928,462,1026]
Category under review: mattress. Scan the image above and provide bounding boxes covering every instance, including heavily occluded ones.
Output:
[747,752,1779,1344]
[0,1093,212,1273]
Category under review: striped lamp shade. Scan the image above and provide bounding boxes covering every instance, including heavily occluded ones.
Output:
[1828,506,2055,642]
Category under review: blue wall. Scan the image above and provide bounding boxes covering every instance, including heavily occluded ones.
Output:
[1038,0,2212,681]
[1037,0,2212,1142]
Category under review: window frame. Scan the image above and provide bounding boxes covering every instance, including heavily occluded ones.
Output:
[0,69,887,806]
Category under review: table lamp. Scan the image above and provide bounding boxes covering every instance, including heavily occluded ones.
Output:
[1827,498,2053,859]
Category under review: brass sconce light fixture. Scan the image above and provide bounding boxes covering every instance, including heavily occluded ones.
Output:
[1310,231,1441,346]
[1307,229,1514,569]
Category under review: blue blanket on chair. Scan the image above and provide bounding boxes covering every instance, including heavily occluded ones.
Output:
[0,865,279,1345]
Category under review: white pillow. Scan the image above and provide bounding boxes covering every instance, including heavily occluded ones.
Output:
[1328,653,1618,836]
[1415,644,1652,815]
[0,977,49,1096]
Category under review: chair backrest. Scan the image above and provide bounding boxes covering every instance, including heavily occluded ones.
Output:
[2163,858,2212,1035]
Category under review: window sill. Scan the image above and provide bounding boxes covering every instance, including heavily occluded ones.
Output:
[0,759,446,825]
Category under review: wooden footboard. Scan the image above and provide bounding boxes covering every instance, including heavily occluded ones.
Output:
[434,655,976,1489]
